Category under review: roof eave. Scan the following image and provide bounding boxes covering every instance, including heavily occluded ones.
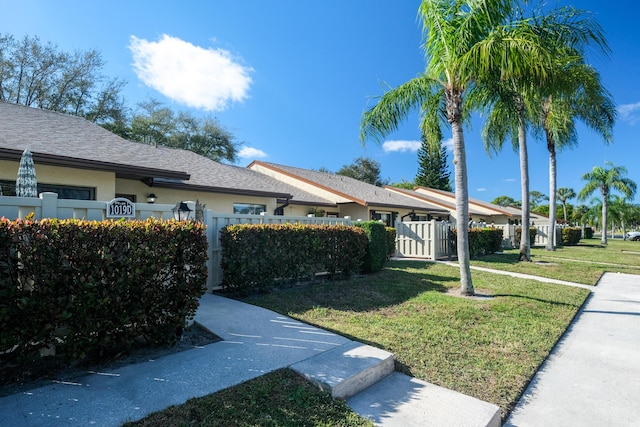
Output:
[0,147,190,181]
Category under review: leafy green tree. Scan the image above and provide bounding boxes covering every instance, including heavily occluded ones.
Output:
[578,163,637,245]
[529,191,548,209]
[129,99,238,162]
[415,134,451,191]
[361,0,554,295]
[0,33,126,122]
[556,187,576,222]
[389,180,416,190]
[492,196,519,208]
[336,157,387,186]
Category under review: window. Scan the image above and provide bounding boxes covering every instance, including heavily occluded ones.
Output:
[370,210,396,227]
[116,194,137,203]
[233,203,266,215]
[0,180,95,200]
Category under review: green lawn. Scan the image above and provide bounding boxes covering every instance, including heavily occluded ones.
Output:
[126,262,589,425]
[126,239,640,425]
[470,238,640,285]
[123,368,373,427]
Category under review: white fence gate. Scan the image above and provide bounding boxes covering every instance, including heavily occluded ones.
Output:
[395,221,565,260]
[395,220,452,260]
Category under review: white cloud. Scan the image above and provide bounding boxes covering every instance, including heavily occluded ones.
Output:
[617,102,640,124]
[382,140,421,153]
[442,137,454,152]
[238,146,267,159]
[477,187,487,192]
[503,178,516,182]
[129,34,253,111]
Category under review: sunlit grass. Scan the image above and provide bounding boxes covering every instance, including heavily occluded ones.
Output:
[470,238,640,285]
[126,242,640,424]
[243,261,589,419]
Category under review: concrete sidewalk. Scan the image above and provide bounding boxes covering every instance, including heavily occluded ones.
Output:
[506,272,640,426]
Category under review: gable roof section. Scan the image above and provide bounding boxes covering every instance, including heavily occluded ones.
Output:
[0,102,298,199]
[413,186,513,217]
[248,161,449,214]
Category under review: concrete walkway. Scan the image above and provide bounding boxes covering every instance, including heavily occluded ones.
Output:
[505,272,640,426]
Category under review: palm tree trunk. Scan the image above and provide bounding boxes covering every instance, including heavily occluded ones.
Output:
[451,120,474,296]
[546,145,557,251]
[562,202,568,222]
[601,191,608,245]
[518,120,531,261]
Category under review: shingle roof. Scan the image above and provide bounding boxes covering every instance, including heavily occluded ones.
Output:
[0,102,331,202]
[249,161,450,213]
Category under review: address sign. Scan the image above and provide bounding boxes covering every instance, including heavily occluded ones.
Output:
[106,198,136,218]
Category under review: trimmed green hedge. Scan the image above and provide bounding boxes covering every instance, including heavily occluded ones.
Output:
[451,228,504,258]
[561,227,582,246]
[386,227,397,258]
[515,227,538,246]
[353,221,388,273]
[220,223,368,295]
[584,227,594,239]
[0,218,207,365]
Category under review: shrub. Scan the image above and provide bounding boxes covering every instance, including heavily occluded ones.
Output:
[220,224,368,295]
[0,218,207,366]
[450,227,503,258]
[385,227,397,258]
[584,227,594,239]
[561,227,582,246]
[515,227,538,246]
[353,221,388,273]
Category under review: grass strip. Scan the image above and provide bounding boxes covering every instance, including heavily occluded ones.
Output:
[123,368,373,427]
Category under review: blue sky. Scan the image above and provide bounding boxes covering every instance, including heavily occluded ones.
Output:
[2,1,639,204]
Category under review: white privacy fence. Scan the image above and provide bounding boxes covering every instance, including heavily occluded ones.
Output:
[0,192,175,221]
[485,223,562,248]
[395,220,453,260]
[0,193,353,291]
[395,221,565,260]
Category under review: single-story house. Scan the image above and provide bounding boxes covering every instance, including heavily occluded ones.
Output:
[0,102,337,215]
[386,186,546,226]
[247,161,450,226]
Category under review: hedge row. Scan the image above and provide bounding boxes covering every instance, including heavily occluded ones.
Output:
[353,221,389,273]
[515,227,538,246]
[451,228,504,258]
[220,223,369,295]
[561,227,582,246]
[0,218,207,365]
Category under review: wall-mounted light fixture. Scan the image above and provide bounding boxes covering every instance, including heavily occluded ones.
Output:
[146,193,157,204]
[172,201,193,221]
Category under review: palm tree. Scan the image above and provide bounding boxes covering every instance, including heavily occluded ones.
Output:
[556,187,576,222]
[474,5,608,258]
[360,0,553,295]
[578,163,637,245]
[529,7,614,251]
[608,196,635,240]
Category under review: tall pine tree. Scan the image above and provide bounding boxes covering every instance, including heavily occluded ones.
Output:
[415,134,452,191]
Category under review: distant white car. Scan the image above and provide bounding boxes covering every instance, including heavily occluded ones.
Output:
[627,231,640,241]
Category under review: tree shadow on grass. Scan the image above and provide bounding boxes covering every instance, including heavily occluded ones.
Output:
[242,262,454,314]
